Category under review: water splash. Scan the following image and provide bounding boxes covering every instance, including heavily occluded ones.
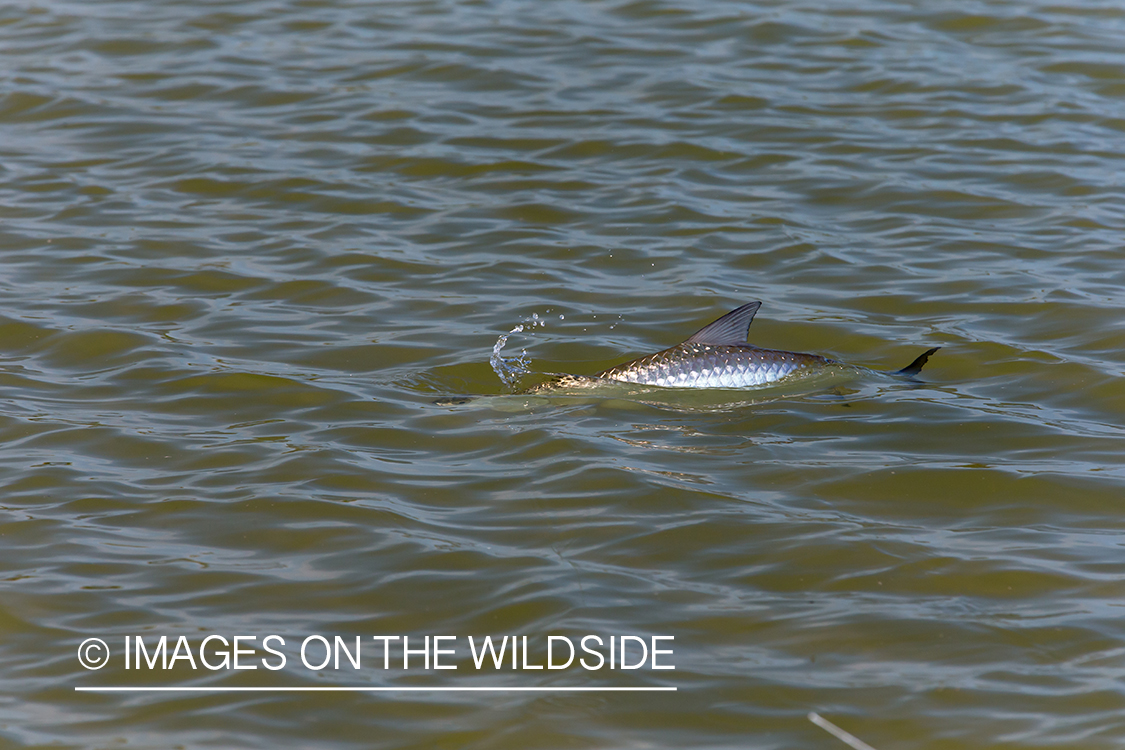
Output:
[490,324,530,388]
[489,311,550,388]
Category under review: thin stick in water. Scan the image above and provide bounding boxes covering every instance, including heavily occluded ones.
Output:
[808,712,879,750]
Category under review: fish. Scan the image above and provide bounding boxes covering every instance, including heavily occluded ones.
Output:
[531,301,938,392]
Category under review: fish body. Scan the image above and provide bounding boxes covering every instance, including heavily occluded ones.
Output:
[584,301,937,390]
[598,342,832,388]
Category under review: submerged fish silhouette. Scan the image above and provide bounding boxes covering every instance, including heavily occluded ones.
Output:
[539,301,938,391]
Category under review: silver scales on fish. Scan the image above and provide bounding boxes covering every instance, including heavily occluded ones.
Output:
[443,301,939,406]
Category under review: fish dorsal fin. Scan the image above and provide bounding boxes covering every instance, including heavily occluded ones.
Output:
[684,302,761,345]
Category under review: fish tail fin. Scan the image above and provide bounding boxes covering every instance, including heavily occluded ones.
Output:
[894,347,940,377]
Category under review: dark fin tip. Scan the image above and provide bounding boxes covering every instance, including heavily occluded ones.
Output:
[894,347,941,377]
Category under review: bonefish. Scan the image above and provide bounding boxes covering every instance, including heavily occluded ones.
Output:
[536,301,938,391]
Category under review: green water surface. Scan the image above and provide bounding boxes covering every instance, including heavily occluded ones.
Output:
[1,1,1124,748]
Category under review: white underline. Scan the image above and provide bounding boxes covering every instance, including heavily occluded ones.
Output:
[76,686,675,693]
